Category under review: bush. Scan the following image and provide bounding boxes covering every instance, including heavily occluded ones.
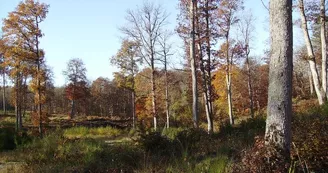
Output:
[138,132,176,157]
[0,128,16,151]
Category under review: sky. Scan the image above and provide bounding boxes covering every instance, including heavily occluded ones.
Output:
[0,0,271,87]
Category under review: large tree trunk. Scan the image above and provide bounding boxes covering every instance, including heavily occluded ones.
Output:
[265,0,293,155]
[190,0,199,128]
[321,0,327,97]
[299,0,325,105]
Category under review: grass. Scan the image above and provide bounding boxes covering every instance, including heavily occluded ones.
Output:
[63,126,123,139]
[0,103,327,172]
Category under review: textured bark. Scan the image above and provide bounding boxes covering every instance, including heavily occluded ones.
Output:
[299,0,325,105]
[321,0,327,97]
[265,0,293,154]
[190,0,199,128]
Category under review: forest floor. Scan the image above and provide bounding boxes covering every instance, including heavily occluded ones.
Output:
[0,100,327,172]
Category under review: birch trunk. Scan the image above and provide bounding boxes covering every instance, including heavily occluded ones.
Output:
[321,0,327,97]
[299,0,325,105]
[190,0,199,128]
[265,0,293,154]
[309,68,314,95]
[205,0,213,133]
[151,57,157,131]
[225,35,234,125]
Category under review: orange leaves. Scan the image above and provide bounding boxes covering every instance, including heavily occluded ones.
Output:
[65,81,89,101]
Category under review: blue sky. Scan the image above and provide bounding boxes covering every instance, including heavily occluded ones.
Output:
[0,0,270,86]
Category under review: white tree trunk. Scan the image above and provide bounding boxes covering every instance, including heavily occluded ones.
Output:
[226,73,234,125]
[299,0,325,105]
[190,0,199,128]
[265,0,293,154]
[309,68,314,95]
[321,0,327,97]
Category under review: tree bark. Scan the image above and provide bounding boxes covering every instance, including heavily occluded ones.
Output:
[299,0,325,105]
[321,0,327,98]
[190,0,199,128]
[309,68,314,95]
[205,0,213,133]
[265,0,293,155]
[151,54,157,131]
[2,71,6,115]
[164,53,170,129]
[225,35,234,125]
[132,91,136,129]
[246,52,254,118]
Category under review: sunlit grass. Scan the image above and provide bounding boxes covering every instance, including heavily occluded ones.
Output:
[63,126,122,139]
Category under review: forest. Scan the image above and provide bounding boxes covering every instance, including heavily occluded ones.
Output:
[0,0,327,172]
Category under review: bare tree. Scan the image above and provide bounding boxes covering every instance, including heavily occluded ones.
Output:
[298,0,325,105]
[158,31,173,129]
[189,0,199,128]
[120,1,168,130]
[265,0,293,157]
[238,11,255,118]
[216,0,243,125]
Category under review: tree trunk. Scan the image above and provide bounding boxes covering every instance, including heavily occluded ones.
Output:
[309,68,314,95]
[71,100,75,119]
[205,0,213,133]
[15,73,22,131]
[2,71,6,115]
[265,0,293,155]
[246,53,254,118]
[132,91,136,129]
[227,73,234,125]
[199,44,212,133]
[164,57,170,129]
[225,35,234,125]
[151,60,157,131]
[299,0,325,105]
[321,0,327,98]
[190,0,199,128]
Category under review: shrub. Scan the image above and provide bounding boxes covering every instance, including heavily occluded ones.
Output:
[0,128,16,151]
[138,132,175,157]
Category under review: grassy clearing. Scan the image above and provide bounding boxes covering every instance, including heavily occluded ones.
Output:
[63,126,123,139]
[0,103,327,172]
